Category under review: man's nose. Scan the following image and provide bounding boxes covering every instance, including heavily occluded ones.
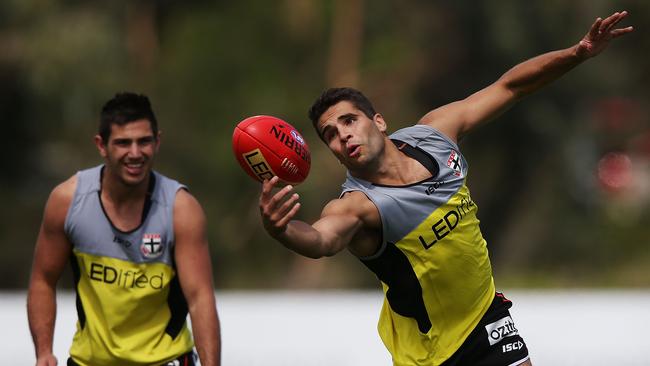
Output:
[338,126,352,142]
[128,142,143,157]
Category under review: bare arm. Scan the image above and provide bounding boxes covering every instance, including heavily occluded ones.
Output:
[420,11,633,141]
[259,176,371,259]
[174,189,221,366]
[27,177,76,366]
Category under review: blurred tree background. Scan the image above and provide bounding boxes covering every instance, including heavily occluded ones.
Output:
[1,0,648,290]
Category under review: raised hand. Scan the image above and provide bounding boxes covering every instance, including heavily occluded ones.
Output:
[577,11,633,59]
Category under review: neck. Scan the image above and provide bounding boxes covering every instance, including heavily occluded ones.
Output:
[350,140,431,185]
[349,139,398,183]
[101,168,150,205]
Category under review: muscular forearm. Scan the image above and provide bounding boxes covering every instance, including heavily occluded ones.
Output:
[273,220,334,259]
[274,214,363,259]
[27,281,57,359]
[260,179,364,258]
[500,45,584,99]
[189,293,221,366]
[502,10,633,99]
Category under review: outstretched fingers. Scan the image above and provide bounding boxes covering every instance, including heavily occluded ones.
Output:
[588,17,603,39]
[600,11,630,35]
[261,180,291,213]
[580,10,632,59]
[259,176,301,233]
[261,177,288,211]
[599,12,620,33]
[610,26,634,38]
[261,176,280,202]
[275,196,301,228]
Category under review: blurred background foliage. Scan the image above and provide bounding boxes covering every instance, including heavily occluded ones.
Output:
[1,0,648,290]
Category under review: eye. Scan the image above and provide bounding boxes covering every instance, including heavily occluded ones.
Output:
[138,136,155,146]
[113,139,130,147]
[322,127,335,142]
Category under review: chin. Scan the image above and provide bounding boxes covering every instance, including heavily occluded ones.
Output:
[120,174,148,187]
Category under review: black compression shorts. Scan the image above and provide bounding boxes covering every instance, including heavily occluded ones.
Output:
[441,292,530,366]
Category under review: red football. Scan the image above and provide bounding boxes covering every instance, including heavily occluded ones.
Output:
[232,115,311,184]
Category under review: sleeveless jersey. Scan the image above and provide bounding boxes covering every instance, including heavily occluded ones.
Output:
[341,125,495,366]
[64,165,194,366]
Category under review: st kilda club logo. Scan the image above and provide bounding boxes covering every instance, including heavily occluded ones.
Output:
[141,233,164,259]
[446,150,463,177]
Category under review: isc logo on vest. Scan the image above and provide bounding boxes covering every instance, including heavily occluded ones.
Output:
[89,262,164,290]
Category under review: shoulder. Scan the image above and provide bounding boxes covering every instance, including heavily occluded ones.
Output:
[154,170,184,187]
[326,191,370,212]
[174,188,203,213]
[325,191,380,229]
[43,175,77,226]
[389,124,459,149]
[153,171,187,205]
[416,100,466,142]
[173,189,209,249]
[173,189,206,227]
[390,124,437,139]
[49,175,77,210]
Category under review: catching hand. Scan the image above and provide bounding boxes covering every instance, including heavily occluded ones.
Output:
[259,176,301,237]
[577,11,633,59]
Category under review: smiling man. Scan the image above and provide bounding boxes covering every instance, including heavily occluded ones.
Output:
[27,93,221,366]
[259,11,633,366]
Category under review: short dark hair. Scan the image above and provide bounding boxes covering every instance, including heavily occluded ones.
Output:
[99,92,158,142]
[307,87,377,137]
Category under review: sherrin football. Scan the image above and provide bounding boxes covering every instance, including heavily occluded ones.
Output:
[232,115,311,185]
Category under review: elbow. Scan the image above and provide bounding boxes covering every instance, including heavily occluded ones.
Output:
[305,252,325,259]
[304,243,341,259]
[302,231,346,259]
[321,249,339,258]
[511,82,538,100]
[321,238,348,258]
[499,79,526,100]
[305,248,334,259]
[500,73,548,100]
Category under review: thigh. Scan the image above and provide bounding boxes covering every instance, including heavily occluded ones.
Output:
[443,292,531,366]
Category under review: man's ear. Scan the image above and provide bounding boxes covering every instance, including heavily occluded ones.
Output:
[155,130,162,153]
[94,135,108,158]
[373,113,387,133]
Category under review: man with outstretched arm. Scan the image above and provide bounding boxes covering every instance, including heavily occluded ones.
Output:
[260,11,632,366]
